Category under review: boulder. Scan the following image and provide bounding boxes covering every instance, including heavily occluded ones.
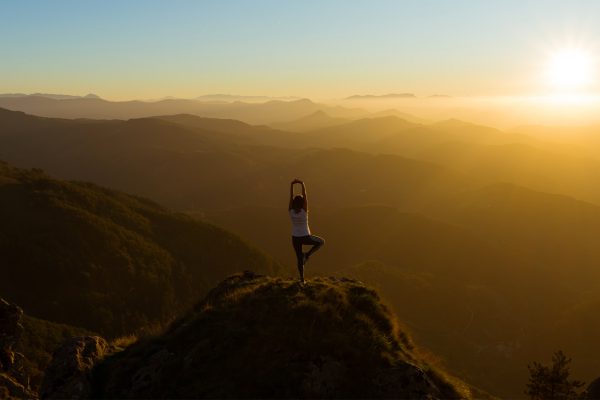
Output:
[41,336,109,399]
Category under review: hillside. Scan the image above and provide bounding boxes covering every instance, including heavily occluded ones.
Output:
[82,272,480,399]
[300,117,600,204]
[0,108,475,211]
[306,116,420,145]
[269,110,350,132]
[0,162,283,337]
[203,205,527,281]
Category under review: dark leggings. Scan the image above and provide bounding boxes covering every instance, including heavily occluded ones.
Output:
[292,235,325,281]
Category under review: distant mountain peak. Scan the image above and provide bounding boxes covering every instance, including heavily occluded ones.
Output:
[291,97,315,104]
[195,94,301,103]
[84,93,101,99]
[433,118,471,126]
[307,109,330,117]
[268,108,352,132]
[345,93,416,100]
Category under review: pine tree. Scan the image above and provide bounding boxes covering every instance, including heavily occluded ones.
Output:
[525,350,585,400]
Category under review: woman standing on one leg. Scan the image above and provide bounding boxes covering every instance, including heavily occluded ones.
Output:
[289,178,325,284]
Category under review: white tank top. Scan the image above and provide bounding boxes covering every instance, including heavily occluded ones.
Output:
[290,209,311,237]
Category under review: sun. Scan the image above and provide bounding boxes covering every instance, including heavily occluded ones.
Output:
[545,48,595,90]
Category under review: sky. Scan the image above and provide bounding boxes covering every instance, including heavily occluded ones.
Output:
[2,0,600,100]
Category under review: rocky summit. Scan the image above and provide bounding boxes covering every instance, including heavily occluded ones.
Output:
[39,272,475,399]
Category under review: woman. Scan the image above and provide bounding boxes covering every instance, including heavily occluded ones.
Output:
[289,178,325,284]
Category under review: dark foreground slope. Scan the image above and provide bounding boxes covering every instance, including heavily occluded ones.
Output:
[0,297,93,397]
[0,162,283,336]
[88,272,479,399]
[20,315,93,391]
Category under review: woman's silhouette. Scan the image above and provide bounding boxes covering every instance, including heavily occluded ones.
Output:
[289,178,325,284]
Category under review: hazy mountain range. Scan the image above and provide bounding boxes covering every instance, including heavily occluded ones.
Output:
[0,93,101,100]
[0,94,369,124]
[195,94,300,102]
[345,93,417,100]
[2,105,600,396]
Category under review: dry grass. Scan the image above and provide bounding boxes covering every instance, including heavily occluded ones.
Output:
[111,334,138,350]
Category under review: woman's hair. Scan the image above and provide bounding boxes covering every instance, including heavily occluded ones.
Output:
[292,195,304,210]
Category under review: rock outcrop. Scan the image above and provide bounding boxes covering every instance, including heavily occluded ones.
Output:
[0,298,24,372]
[0,298,35,399]
[41,336,109,399]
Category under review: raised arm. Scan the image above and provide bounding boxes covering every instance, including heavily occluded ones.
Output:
[289,178,307,210]
[300,181,308,211]
[289,180,296,210]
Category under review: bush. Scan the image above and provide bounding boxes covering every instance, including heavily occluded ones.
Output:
[525,351,584,400]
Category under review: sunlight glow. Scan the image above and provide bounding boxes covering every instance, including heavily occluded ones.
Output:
[546,48,595,90]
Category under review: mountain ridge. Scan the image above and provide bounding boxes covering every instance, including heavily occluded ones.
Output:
[269,110,351,132]
[0,96,367,124]
[0,93,101,100]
